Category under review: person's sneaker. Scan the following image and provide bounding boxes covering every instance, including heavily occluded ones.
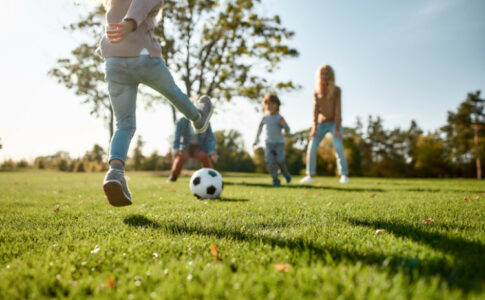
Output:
[283,172,292,183]
[167,174,177,182]
[103,168,132,207]
[273,179,281,187]
[299,175,314,183]
[192,95,214,134]
[340,175,349,184]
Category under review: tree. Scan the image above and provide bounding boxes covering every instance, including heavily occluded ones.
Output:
[214,129,255,172]
[441,90,485,178]
[129,135,146,171]
[156,0,299,110]
[413,134,450,177]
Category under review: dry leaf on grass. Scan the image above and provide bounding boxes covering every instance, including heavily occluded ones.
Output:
[302,191,308,196]
[210,244,222,262]
[169,187,176,192]
[53,205,61,212]
[368,193,377,198]
[275,263,291,272]
[375,229,386,235]
[422,218,434,224]
[327,202,333,207]
[464,197,470,203]
[472,195,480,200]
[106,277,115,288]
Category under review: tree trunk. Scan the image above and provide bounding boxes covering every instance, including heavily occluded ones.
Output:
[472,123,482,179]
[171,105,177,125]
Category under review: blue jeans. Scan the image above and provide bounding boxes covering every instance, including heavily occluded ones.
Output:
[265,142,288,180]
[306,122,349,176]
[105,56,199,163]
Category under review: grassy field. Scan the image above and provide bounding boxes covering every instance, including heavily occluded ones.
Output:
[0,170,484,299]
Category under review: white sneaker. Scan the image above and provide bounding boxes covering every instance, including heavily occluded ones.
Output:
[340,175,349,184]
[299,176,314,183]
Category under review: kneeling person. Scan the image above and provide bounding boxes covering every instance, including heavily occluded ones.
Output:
[168,117,218,182]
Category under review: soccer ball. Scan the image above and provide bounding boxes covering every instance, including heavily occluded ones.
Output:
[189,168,223,199]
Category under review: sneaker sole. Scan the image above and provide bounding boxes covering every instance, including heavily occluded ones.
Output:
[103,181,132,207]
[194,102,214,134]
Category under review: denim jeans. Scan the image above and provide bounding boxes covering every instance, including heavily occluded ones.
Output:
[265,142,288,180]
[105,56,199,163]
[306,122,349,176]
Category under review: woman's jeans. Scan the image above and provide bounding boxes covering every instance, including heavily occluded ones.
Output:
[105,56,198,163]
[306,122,349,176]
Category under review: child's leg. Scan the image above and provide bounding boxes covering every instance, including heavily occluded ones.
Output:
[194,151,213,168]
[305,123,328,176]
[138,56,199,120]
[265,143,279,180]
[105,58,139,164]
[170,150,190,177]
[274,143,288,174]
[332,124,349,176]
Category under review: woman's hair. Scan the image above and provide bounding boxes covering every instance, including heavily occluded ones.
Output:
[315,64,336,100]
[262,93,281,111]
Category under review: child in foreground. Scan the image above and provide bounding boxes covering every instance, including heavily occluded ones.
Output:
[253,93,291,186]
[98,0,213,206]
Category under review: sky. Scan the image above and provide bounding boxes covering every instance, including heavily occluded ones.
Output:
[1,0,484,162]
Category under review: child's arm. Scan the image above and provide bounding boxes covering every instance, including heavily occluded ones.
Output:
[106,0,161,44]
[125,0,162,29]
[280,116,290,134]
[253,118,265,146]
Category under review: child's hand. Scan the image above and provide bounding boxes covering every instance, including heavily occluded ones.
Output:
[106,21,135,44]
[210,152,219,163]
[279,117,285,124]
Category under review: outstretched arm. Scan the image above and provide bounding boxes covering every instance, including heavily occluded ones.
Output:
[253,118,265,146]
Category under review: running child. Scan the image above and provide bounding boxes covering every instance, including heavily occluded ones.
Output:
[253,93,291,186]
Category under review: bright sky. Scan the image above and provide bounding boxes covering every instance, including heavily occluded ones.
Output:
[1,0,484,162]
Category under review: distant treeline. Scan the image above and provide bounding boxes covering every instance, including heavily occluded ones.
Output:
[1,91,484,177]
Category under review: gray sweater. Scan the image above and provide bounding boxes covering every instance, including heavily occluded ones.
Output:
[97,0,164,58]
[254,114,290,145]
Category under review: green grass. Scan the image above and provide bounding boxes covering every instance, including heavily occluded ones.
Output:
[0,170,484,299]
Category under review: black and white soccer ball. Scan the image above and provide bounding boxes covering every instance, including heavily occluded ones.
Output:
[189,168,223,199]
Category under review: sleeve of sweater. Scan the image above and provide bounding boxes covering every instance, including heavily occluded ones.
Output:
[253,117,265,145]
[281,116,290,134]
[312,92,319,129]
[335,88,342,128]
[125,0,162,27]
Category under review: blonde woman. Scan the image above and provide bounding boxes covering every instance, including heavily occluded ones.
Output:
[99,0,213,206]
[300,65,349,184]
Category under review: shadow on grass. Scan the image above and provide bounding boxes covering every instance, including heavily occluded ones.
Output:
[213,197,249,202]
[224,181,385,192]
[405,188,485,194]
[123,214,483,292]
[345,217,485,290]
